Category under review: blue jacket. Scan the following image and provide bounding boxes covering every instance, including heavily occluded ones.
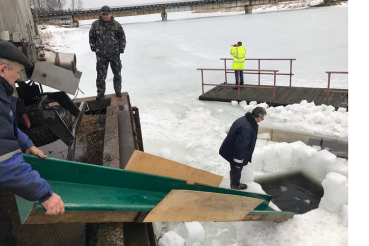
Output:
[219,112,258,166]
[0,76,52,203]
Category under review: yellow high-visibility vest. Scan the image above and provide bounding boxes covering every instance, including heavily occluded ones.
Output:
[230,46,246,70]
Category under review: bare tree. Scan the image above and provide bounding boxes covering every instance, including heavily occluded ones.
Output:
[77,0,83,10]
[56,0,66,10]
[45,0,57,12]
[70,0,83,11]
[70,0,75,11]
[30,0,64,13]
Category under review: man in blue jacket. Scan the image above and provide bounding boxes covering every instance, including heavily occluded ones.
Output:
[0,40,65,245]
[219,107,266,190]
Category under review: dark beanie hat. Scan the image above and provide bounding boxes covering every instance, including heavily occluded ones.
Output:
[101,5,111,14]
[0,40,33,68]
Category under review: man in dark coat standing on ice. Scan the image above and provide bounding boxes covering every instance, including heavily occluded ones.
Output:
[219,107,266,190]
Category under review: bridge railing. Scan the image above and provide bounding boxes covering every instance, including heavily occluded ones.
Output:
[221,58,296,87]
[197,68,279,102]
[324,71,348,105]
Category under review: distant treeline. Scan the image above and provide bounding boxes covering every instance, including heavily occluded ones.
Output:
[29,0,83,13]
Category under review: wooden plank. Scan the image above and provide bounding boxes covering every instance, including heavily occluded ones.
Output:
[298,87,314,103]
[118,94,136,168]
[315,89,328,105]
[289,87,305,104]
[307,88,324,103]
[200,86,348,108]
[329,91,341,108]
[99,93,134,246]
[125,150,223,187]
[24,210,139,224]
[243,212,294,222]
[103,105,120,168]
[279,87,300,104]
[143,190,263,222]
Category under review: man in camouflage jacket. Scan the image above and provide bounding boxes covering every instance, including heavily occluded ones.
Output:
[89,5,126,100]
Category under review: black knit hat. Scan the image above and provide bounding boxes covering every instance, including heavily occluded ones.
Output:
[101,5,111,14]
[0,40,33,68]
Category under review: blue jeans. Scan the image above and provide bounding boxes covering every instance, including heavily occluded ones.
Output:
[235,71,244,85]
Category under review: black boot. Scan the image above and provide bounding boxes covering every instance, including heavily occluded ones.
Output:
[230,168,247,190]
[115,92,122,98]
[231,183,247,190]
[96,94,105,100]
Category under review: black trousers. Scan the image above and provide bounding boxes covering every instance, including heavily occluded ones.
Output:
[230,162,244,186]
[0,209,16,246]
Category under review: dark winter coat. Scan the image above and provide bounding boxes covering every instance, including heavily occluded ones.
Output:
[0,77,52,203]
[89,16,126,57]
[219,112,258,166]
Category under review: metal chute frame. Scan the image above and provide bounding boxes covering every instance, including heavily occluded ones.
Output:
[0,0,86,160]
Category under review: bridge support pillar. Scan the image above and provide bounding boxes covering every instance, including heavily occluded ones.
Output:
[161,11,167,21]
[245,5,253,14]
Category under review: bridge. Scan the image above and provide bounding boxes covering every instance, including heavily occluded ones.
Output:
[35,0,295,26]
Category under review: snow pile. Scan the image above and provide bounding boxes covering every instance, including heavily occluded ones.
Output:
[182,222,205,246]
[157,222,205,246]
[255,0,325,13]
[159,209,347,246]
[231,100,238,107]
[265,102,348,139]
[231,100,348,140]
[247,139,347,182]
[158,231,185,246]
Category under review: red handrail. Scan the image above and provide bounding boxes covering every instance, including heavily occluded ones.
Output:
[221,58,296,86]
[324,71,348,105]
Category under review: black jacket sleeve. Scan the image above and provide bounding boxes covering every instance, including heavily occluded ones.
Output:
[118,25,126,53]
[232,126,251,164]
[89,25,97,52]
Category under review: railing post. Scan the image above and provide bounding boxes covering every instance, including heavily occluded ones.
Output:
[290,59,293,87]
[224,59,227,84]
[238,70,241,101]
[258,59,261,85]
[273,71,276,103]
[327,72,331,105]
[201,70,204,96]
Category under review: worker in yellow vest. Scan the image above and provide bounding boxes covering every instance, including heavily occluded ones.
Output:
[230,42,246,86]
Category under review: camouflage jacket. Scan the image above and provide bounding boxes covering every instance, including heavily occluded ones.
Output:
[89,16,126,57]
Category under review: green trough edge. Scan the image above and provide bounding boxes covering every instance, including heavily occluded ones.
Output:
[16,154,295,223]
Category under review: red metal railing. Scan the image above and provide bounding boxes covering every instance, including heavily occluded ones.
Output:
[324,71,348,105]
[198,68,279,102]
[221,58,296,87]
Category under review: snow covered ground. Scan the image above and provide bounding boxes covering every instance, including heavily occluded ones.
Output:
[39,2,350,246]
